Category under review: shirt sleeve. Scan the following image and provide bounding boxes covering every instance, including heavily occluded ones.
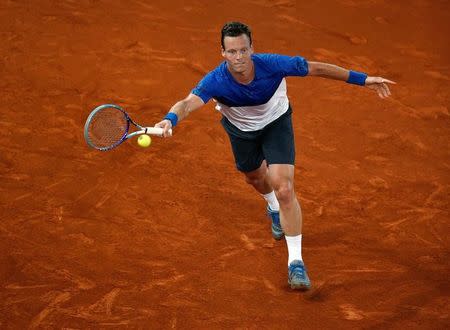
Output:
[264,54,309,77]
[191,72,215,104]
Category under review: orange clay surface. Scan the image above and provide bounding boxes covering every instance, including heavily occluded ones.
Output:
[1,1,449,328]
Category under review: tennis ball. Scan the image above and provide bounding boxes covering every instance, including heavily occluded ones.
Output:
[137,134,151,147]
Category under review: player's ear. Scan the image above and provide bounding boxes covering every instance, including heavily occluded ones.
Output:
[221,47,226,58]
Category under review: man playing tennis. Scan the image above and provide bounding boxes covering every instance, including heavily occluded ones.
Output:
[155,22,395,290]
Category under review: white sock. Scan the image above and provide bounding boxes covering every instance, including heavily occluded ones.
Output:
[262,191,279,211]
[285,234,303,265]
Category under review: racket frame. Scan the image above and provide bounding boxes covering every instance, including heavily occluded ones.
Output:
[84,103,170,151]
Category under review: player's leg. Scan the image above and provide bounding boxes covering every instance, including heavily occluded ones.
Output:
[262,107,311,290]
[267,170,310,291]
[267,164,302,235]
[242,160,271,194]
[221,117,281,220]
[242,161,282,237]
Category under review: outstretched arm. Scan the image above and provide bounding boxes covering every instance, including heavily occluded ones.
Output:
[154,93,205,137]
[307,61,396,98]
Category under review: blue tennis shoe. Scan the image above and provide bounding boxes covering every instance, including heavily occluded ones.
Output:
[288,260,311,290]
[267,206,284,240]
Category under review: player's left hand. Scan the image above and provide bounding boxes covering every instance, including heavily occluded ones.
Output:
[365,77,396,98]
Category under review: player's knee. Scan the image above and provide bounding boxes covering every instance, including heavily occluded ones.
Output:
[245,174,264,187]
[244,164,267,187]
[273,181,294,205]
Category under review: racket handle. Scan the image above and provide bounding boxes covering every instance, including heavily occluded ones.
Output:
[142,127,172,137]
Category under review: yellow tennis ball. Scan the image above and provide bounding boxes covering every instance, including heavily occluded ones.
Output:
[137,134,151,147]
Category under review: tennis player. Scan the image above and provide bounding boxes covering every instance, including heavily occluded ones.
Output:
[155,22,395,290]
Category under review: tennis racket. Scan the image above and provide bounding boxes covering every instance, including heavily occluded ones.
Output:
[84,104,172,151]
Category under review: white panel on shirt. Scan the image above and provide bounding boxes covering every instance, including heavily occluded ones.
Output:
[214,78,290,132]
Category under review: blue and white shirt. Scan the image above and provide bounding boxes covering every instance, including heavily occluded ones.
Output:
[192,53,309,131]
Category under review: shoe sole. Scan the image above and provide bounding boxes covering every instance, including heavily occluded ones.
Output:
[288,280,311,290]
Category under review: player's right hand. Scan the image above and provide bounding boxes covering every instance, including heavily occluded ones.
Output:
[154,119,173,137]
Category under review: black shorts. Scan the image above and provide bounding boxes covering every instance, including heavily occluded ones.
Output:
[221,106,295,173]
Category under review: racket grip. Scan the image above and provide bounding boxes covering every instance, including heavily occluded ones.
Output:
[144,127,172,137]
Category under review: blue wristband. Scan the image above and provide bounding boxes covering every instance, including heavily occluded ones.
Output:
[163,112,178,127]
[347,70,367,86]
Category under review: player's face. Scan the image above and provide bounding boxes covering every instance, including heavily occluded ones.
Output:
[222,34,253,74]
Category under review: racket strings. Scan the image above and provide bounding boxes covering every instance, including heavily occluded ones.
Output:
[87,107,128,148]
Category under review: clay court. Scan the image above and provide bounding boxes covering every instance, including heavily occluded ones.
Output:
[1,0,449,328]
